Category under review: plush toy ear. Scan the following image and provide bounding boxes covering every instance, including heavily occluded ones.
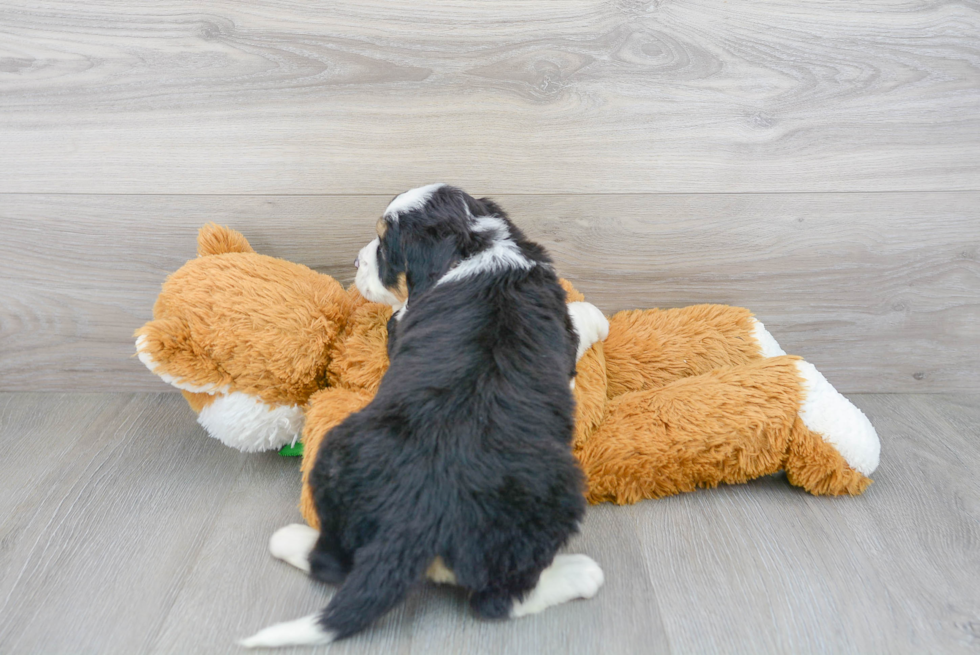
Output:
[197,223,255,257]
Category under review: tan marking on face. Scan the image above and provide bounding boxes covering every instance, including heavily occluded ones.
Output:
[388,271,408,303]
[376,217,387,238]
[425,556,457,585]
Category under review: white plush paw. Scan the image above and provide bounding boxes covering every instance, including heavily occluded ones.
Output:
[269,523,320,574]
[239,614,334,649]
[795,360,880,475]
[750,318,786,358]
[510,554,605,618]
[567,302,610,361]
[197,392,304,453]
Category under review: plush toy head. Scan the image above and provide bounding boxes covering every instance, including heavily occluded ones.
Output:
[135,224,355,452]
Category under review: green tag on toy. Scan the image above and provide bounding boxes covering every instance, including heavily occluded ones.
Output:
[279,442,304,457]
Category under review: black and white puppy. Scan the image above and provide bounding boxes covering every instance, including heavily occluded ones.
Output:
[241,184,608,648]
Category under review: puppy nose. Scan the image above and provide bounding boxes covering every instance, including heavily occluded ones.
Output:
[354,256,360,269]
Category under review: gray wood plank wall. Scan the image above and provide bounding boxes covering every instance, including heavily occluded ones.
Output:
[1,0,978,193]
[1,0,978,392]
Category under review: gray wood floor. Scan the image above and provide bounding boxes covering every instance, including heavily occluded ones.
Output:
[1,392,978,654]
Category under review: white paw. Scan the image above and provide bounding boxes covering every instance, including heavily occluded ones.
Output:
[269,523,319,574]
[510,554,605,618]
[795,360,880,475]
[239,614,334,649]
[567,302,609,361]
[197,392,304,453]
[750,318,786,358]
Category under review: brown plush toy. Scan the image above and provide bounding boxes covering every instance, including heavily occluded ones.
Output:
[136,225,880,529]
[135,224,355,452]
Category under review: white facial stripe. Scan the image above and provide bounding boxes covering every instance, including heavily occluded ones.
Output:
[354,237,404,309]
[437,216,535,286]
[384,183,446,221]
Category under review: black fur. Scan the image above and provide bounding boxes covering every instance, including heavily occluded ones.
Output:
[309,186,585,639]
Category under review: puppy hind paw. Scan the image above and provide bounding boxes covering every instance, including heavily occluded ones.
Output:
[510,554,605,618]
[268,523,319,573]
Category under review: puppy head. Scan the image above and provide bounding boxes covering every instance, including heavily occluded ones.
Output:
[354,184,521,305]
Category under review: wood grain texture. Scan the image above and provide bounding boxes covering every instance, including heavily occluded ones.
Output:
[151,469,666,655]
[0,0,978,193]
[1,392,978,654]
[0,394,249,653]
[2,192,977,393]
[630,392,980,653]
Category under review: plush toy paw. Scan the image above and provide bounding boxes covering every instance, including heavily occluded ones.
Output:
[750,317,787,357]
[747,319,878,475]
[568,301,610,361]
[192,393,303,453]
[794,360,880,476]
[138,333,304,452]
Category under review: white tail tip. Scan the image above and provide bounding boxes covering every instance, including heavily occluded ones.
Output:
[239,614,333,649]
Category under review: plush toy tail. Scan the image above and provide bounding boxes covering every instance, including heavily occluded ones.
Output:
[197,223,255,256]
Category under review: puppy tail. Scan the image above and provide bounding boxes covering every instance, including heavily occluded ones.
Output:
[240,532,430,648]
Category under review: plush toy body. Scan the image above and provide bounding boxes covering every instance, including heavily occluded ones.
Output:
[136,226,880,527]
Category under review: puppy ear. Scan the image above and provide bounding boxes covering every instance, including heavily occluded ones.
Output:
[475,197,507,220]
[401,237,458,299]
